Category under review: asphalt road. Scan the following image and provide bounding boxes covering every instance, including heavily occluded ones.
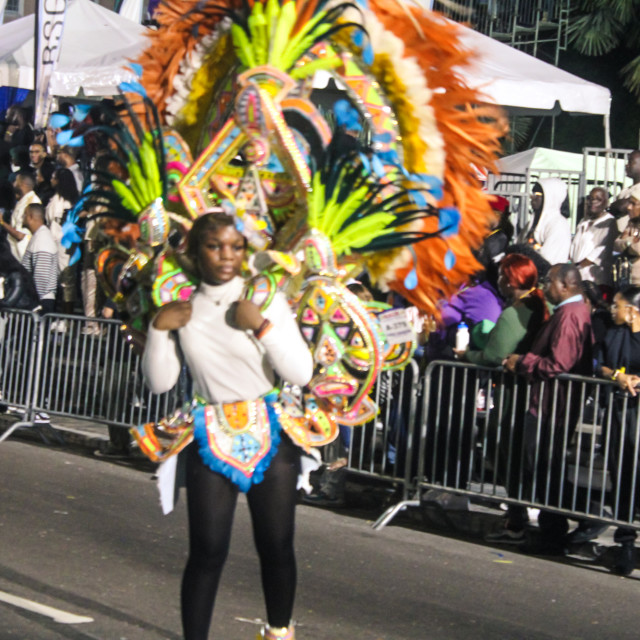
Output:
[2,441,640,640]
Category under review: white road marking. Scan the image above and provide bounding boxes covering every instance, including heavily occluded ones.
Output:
[0,589,94,624]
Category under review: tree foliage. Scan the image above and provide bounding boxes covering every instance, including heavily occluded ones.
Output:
[569,0,640,97]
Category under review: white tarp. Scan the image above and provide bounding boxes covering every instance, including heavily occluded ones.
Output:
[454,20,611,117]
[0,0,148,97]
[314,16,611,118]
[496,147,585,174]
[497,147,628,184]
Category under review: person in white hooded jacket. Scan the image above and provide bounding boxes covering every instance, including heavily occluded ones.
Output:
[518,177,571,265]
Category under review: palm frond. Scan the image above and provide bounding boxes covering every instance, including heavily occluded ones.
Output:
[568,11,624,55]
[621,54,640,97]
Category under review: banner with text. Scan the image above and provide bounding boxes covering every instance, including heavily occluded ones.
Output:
[34,0,68,129]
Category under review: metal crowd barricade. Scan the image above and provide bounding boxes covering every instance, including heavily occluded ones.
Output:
[373,360,640,532]
[0,311,186,443]
[36,314,186,428]
[344,360,420,499]
[583,147,634,197]
[0,309,41,442]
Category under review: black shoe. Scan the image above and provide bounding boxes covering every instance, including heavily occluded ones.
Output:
[566,519,610,545]
[485,526,526,544]
[612,542,636,576]
[302,492,345,507]
[94,443,130,459]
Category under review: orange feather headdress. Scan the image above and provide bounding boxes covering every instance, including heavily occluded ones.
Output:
[132,0,506,314]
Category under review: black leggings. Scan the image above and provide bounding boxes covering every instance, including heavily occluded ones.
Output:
[181,436,301,640]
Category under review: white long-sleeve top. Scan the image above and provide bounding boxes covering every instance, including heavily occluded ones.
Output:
[45,194,73,270]
[142,276,313,403]
[9,190,41,260]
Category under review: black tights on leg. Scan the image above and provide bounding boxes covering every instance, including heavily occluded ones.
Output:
[247,436,300,628]
[181,444,238,640]
[181,437,300,639]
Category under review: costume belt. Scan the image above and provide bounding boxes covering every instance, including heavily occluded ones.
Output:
[131,388,340,490]
[131,390,283,492]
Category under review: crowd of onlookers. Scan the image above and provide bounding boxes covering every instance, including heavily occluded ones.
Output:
[400,153,640,576]
[0,101,140,334]
[310,154,640,576]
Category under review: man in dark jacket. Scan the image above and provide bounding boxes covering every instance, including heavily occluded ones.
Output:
[489,264,593,552]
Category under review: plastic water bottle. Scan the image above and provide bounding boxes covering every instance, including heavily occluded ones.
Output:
[455,322,470,351]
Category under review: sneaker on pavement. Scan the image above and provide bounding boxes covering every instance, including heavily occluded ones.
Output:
[566,517,611,545]
[485,526,526,544]
[33,411,51,424]
[302,492,346,507]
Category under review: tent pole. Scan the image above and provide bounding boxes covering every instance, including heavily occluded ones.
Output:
[604,114,611,149]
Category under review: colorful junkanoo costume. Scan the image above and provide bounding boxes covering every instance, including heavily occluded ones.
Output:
[57,0,505,635]
[143,276,313,491]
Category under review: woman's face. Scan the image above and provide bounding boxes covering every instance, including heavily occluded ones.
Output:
[611,293,631,326]
[630,197,640,221]
[586,188,608,218]
[197,225,245,285]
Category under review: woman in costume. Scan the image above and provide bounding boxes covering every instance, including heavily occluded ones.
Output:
[595,286,640,576]
[142,212,313,640]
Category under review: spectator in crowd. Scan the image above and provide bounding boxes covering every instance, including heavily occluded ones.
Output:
[457,253,548,367]
[29,141,55,205]
[474,195,514,268]
[569,187,618,289]
[613,184,640,286]
[3,171,40,260]
[46,168,79,317]
[612,149,640,232]
[4,104,33,149]
[426,265,503,361]
[56,145,83,192]
[581,280,613,348]
[0,226,40,311]
[490,264,593,553]
[518,178,571,265]
[35,164,55,207]
[20,202,59,314]
[8,145,31,182]
[595,286,640,575]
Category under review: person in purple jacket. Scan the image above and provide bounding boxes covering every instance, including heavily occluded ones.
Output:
[426,267,504,361]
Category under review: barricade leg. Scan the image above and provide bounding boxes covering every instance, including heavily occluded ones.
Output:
[371,498,420,530]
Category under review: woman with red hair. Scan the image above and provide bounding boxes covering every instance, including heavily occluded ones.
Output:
[458,253,548,366]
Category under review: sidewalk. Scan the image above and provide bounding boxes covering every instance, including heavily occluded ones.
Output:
[0,409,623,571]
[0,411,155,470]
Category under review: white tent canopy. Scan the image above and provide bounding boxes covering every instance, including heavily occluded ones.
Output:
[314,16,611,119]
[454,20,611,117]
[496,147,628,184]
[0,0,149,97]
